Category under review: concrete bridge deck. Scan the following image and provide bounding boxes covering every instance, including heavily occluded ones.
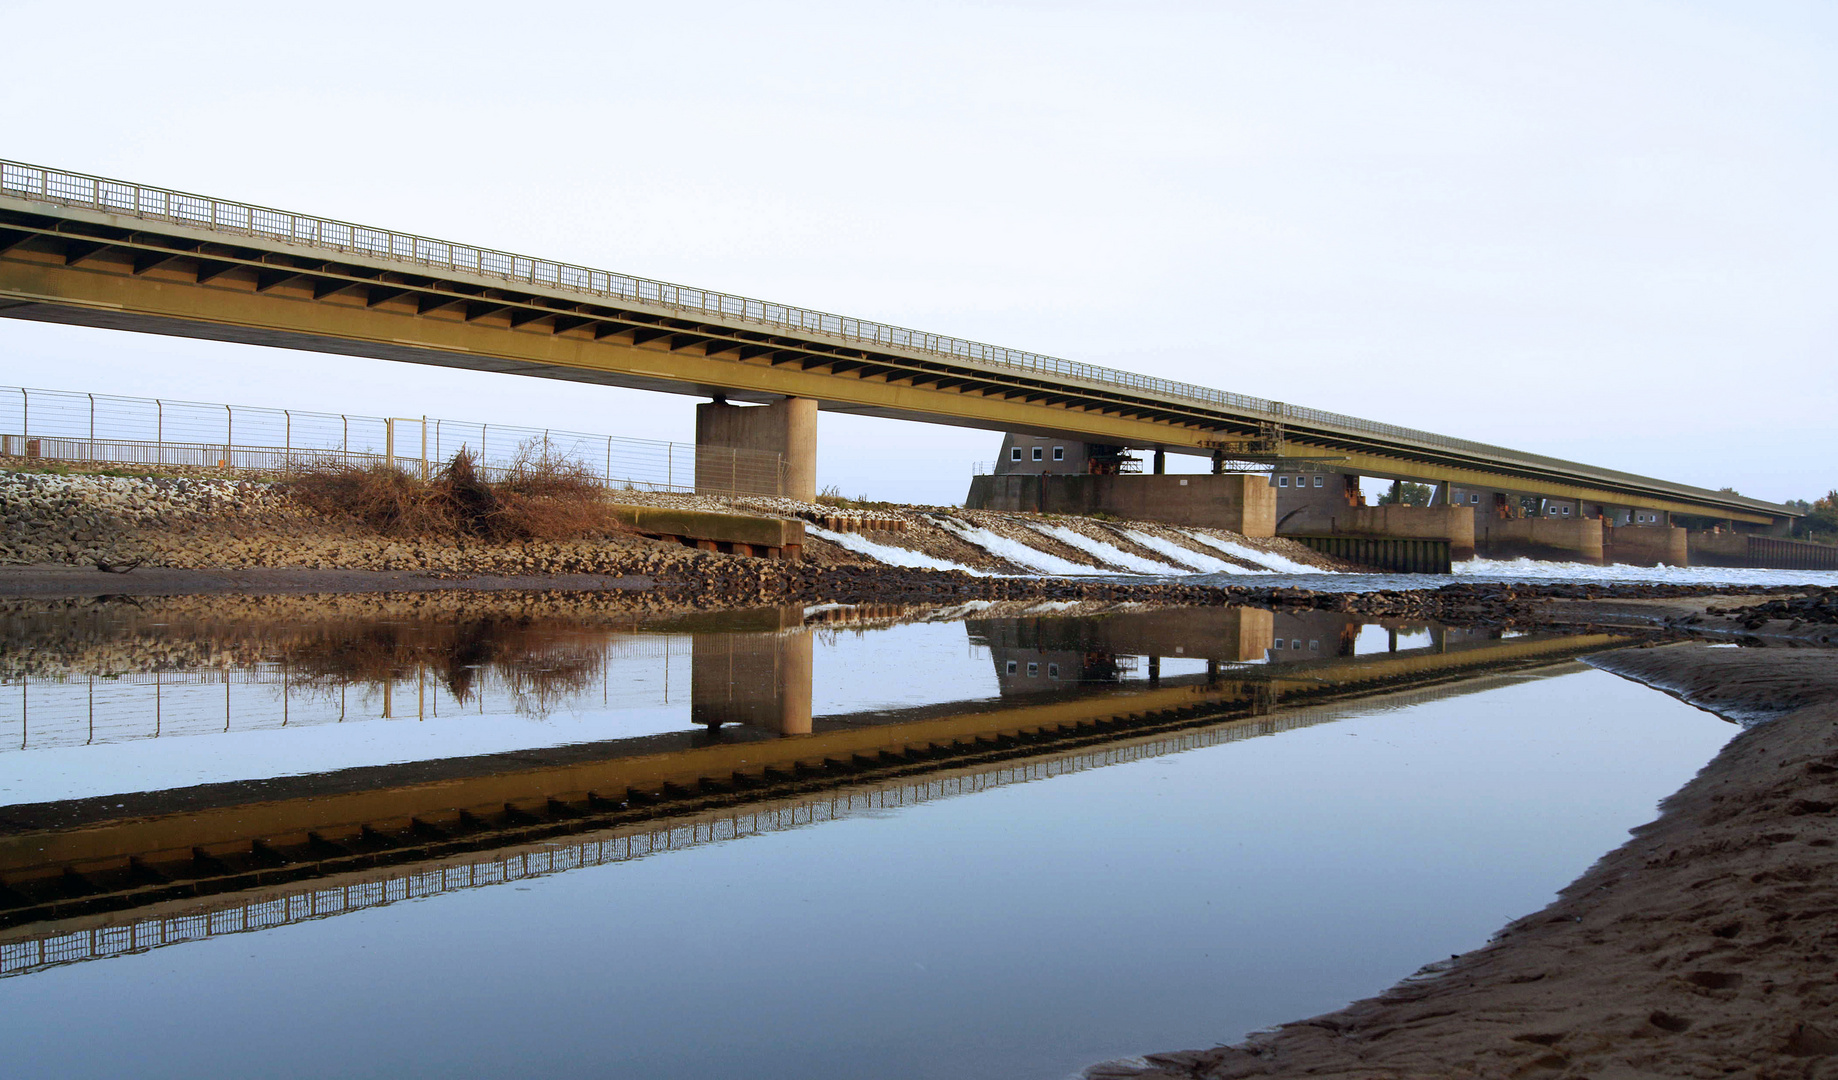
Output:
[0,159,1791,528]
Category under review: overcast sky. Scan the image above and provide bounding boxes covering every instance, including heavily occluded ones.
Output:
[2,0,1831,505]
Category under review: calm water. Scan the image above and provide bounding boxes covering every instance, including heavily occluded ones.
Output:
[0,601,1735,1079]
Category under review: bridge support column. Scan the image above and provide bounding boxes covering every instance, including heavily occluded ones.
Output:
[695,396,817,501]
[691,619,814,735]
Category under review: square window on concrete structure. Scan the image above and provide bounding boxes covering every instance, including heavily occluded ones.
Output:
[1048,663,1060,679]
[1032,447,1043,461]
[1471,494,1481,504]
[1005,660,1017,674]
[1309,640,1319,651]
[1278,476,1290,487]
[1052,447,1064,461]
[1562,507,1571,516]
[1026,662,1039,677]
[1010,447,1021,461]
[1273,639,1285,649]
[1314,476,1324,487]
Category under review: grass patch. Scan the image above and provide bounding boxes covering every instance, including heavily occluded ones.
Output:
[814,485,901,512]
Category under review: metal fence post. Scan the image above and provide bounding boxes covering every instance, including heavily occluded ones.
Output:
[18,388,25,439]
[155,399,163,461]
[420,416,428,480]
[341,415,348,465]
[284,409,291,468]
[87,393,94,441]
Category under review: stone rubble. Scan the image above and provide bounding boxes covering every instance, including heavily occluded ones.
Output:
[0,469,1344,579]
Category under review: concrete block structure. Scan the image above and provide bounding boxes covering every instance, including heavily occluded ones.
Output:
[607,504,805,560]
[965,472,1275,536]
[993,433,1092,475]
[1270,470,1357,532]
[1476,517,1606,563]
[1605,524,1689,567]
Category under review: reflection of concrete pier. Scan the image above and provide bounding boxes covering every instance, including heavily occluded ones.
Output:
[689,607,813,735]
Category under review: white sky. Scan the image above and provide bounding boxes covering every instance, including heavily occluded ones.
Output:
[1,0,1831,505]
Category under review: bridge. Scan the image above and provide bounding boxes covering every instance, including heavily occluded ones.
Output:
[0,159,1794,538]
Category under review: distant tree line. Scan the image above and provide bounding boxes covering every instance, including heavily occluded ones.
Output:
[1376,481,1434,507]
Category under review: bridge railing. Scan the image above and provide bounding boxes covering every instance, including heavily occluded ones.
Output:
[0,159,1788,516]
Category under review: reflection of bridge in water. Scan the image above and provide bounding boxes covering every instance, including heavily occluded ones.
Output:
[0,605,1626,977]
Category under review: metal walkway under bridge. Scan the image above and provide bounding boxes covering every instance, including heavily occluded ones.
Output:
[0,159,1792,526]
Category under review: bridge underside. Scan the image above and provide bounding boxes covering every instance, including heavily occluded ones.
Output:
[0,196,1785,526]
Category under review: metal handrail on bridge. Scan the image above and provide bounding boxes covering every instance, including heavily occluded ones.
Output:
[0,159,1788,516]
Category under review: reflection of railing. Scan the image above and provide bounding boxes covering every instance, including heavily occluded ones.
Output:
[0,159,1794,517]
[0,635,695,751]
[0,385,785,495]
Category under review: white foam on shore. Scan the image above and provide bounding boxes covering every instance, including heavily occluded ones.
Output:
[931,517,1112,576]
[808,526,987,574]
[1116,529,1251,575]
[1027,524,1189,575]
[1454,558,1838,587]
[1183,532,1334,574]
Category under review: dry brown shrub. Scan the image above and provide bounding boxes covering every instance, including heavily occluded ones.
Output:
[285,442,622,543]
[485,440,619,542]
[287,459,455,536]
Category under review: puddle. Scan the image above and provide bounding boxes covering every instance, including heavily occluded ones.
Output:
[0,600,1737,1079]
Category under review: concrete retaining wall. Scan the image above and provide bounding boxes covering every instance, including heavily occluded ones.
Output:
[964,474,1275,537]
[1687,531,1751,568]
[1691,531,1838,570]
[1606,525,1688,567]
[1476,518,1605,564]
[608,505,804,559]
[1278,505,1475,562]
[1290,535,1453,574]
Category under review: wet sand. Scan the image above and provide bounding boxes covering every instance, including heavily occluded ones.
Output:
[1099,641,1838,1079]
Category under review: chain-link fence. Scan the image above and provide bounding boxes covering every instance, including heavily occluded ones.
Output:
[0,385,784,496]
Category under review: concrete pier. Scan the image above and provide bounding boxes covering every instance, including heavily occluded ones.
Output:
[695,397,818,501]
